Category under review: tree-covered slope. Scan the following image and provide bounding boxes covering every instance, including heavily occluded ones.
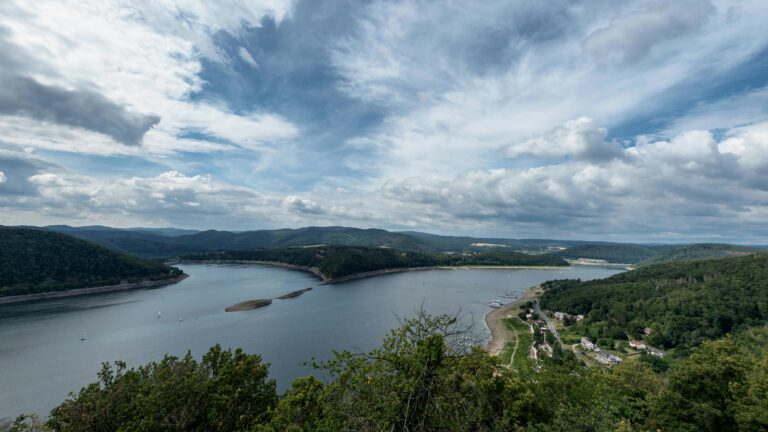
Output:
[540,254,768,351]
[637,243,761,266]
[555,242,764,265]
[0,227,181,297]
[183,246,568,280]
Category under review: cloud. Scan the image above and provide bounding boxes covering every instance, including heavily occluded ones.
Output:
[2,119,768,242]
[582,1,715,64]
[0,76,160,146]
[505,117,622,161]
[330,0,768,184]
[0,0,298,156]
[378,123,768,241]
[283,195,326,214]
[718,122,768,182]
[0,171,6,184]
[662,86,768,135]
[2,0,768,242]
[23,170,273,226]
[238,47,259,68]
[6,169,370,229]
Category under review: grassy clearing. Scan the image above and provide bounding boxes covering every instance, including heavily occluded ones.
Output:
[501,318,534,372]
[500,342,515,364]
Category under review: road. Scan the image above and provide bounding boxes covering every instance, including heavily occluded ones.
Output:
[534,299,562,347]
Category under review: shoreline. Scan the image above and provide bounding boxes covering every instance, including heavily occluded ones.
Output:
[179,260,329,282]
[0,274,189,305]
[484,285,542,356]
[180,260,570,285]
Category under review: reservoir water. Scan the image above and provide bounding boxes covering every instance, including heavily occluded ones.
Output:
[0,264,622,419]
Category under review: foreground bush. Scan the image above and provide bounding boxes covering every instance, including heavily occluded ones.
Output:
[9,313,767,432]
[47,346,276,432]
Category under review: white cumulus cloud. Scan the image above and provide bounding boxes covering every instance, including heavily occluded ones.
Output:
[505,117,622,162]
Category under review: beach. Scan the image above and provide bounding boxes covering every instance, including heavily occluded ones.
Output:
[484,285,542,356]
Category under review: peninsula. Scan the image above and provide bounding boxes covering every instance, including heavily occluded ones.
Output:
[181,245,570,283]
[0,227,184,304]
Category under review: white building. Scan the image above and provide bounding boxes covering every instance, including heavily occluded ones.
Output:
[629,340,647,350]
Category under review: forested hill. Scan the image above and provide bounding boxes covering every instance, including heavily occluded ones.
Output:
[637,243,759,266]
[183,246,568,280]
[540,253,768,351]
[554,242,763,264]
[0,227,182,297]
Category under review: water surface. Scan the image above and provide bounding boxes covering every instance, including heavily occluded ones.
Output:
[0,264,621,418]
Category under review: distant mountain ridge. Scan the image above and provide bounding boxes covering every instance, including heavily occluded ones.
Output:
[34,225,766,265]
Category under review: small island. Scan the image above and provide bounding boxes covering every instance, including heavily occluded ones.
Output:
[274,287,313,299]
[226,287,314,312]
[224,299,272,312]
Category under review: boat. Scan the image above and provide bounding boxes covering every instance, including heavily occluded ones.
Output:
[488,300,505,308]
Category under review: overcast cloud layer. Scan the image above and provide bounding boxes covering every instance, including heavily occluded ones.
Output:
[1,0,768,243]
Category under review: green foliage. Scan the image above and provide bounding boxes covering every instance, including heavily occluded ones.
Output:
[540,254,768,350]
[731,356,768,431]
[47,345,276,432]
[183,246,567,280]
[0,227,181,297]
[35,312,768,432]
[638,353,669,373]
[649,338,749,432]
[317,312,513,431]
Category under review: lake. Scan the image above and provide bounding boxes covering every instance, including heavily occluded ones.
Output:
[0,264,622,419]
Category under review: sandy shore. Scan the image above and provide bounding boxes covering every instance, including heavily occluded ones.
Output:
[484,285,542,356]
[0,274,189,305]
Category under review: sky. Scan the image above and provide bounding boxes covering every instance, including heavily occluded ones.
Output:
[1,0,768,243]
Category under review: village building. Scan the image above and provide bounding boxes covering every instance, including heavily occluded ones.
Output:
[629,340,646,350]
[647,347,666,357]
[594,349,623,365]
[576,314,584,321]
[643,327,653,335]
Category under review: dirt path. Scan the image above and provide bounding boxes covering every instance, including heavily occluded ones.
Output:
[504,323,520,368]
